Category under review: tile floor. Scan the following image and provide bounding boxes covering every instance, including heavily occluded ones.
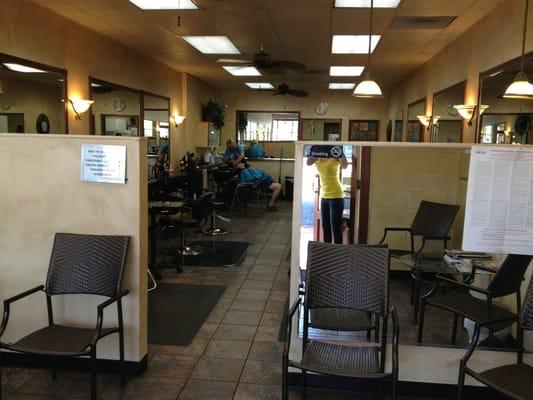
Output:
[1,201,454,399]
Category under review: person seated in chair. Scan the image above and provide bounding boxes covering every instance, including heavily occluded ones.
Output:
[224,139,245,167]
[237,163,281,211]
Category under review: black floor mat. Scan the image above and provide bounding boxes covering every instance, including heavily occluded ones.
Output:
[162,241,250,267]
[148,283,225,346]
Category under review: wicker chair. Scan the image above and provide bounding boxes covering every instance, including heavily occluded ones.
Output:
[0,233,130,400]
[458,274,533,400]
[417,254,532,344]
[283,242,399,400]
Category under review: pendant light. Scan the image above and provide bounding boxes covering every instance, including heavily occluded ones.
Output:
[353,0,383,98]
[503,0,533,99]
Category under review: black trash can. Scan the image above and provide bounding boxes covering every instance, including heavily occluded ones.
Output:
[284,176,294,201]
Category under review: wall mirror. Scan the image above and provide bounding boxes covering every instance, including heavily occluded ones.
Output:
[143,93,170,155]
[295,143,526,352]
[406,98,426,142]
[90,78,141,137]
[432,81,465,143]
[300,118,342,141]
[0,53,67,134]
[393,110,403,142]
[478,54,533,144]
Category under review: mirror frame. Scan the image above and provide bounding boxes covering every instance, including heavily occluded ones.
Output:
[0,52,68,134]
[298,118,343,141]
[431,80,466,143]
[476,51,533,143]
[406,97,427,142]
[143,90,171,154]
[235,110,301,143]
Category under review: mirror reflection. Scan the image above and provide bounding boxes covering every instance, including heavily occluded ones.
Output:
[0,56,66,134]
[479,55,533,144]
[143,93,170,154]
[298,145,521,350]
[393,110,403,142]
[432,81,465,143]
[90,78,141,137]
[300,118,342,141]
[407,98,426,142]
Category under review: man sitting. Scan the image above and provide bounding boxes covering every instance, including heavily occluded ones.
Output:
[224,139,245,167]
[238,164,281,211]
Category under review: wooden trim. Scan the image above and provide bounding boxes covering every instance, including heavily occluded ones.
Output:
[357,146,371,244]
[298,118,342,141]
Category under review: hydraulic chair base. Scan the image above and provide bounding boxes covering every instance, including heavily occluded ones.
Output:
[204,227,231,236]
[177,246,204,256]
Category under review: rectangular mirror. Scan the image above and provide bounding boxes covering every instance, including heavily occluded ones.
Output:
[300,119,342,141]
[479,53,533,144]
[432,81,465,143]
[407,98,426,142]
[393,110,403,142]
[143,93,170,155]
[0,53,67,134]
[90,78,141,137]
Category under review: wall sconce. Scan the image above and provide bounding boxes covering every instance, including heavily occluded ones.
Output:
[69,98,94,120]
[171,114,186,127]
[453,104,489,126]
[417,115,440,128]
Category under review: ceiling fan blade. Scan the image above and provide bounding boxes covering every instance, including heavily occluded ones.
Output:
[288,89,308,97]
[271,60,306,70]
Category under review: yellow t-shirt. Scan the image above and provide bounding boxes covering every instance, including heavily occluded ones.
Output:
[316,158,343,199]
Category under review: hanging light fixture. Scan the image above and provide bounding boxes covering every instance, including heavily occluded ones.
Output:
[504,0,533,99]
[353,0,383,98]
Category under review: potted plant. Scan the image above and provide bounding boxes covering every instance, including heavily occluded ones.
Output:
[202,98,225,130]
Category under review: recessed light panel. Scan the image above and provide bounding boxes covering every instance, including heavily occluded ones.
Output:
[335,0,401,7]
[246,83,274,89]
[128,0,198,9]
[330,66,364,76]
[329,83,356,90]
[3,63,46,73]
[223,66,261,76]
[331,35,380,54]
[182,36,240,54]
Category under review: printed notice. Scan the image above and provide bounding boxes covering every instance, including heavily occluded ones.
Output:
[463,146,533,255]
[81,144,127,184]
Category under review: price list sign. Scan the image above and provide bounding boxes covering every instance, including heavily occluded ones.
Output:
[81,144,127,184]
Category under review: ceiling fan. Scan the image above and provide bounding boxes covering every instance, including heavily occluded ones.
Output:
[271,83,307,97]
[217,47,306,72]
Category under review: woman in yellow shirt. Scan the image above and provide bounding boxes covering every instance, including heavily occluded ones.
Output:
[307,153,348,244]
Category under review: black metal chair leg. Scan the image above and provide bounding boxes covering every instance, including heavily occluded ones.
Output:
[119,327,125,386]
[301,369,307,400]
[90,346,97,400]
[452,314,459,345]
[282,357,288,400]
[417,299,426,343]
[0,350,3,400]
[457,364,466,400]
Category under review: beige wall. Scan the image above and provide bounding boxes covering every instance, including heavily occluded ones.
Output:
[387,0,533,143]
[218,89,390,157]
[0,134,148,362]
[0,0,215,158]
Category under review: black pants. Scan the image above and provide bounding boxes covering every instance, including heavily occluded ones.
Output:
[321,197,344,244]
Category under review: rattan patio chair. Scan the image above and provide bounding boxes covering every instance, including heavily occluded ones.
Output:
[283,241,399,400]
[417,254,532,344]
[458,273,533,400]
[0,233,130,400]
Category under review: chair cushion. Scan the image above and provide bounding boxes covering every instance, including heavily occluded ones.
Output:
[293,340,382,377]
[309,308,373,331]
[470,363,533,400]
[7,325,115,355]
[429,292,516,324]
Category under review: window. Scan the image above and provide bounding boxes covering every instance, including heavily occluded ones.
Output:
[238,111,299,142]
[144,119,154,138]
[272,118,299,141]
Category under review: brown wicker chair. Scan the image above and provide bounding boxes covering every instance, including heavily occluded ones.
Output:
[417,254,532,344]
[0,233,130,400]
[458,273,533,400]
[283,241,399,400]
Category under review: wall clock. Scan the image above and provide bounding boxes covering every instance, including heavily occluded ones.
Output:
[315,102,328,115]
[114,99,126,112]
[447,103,458,117]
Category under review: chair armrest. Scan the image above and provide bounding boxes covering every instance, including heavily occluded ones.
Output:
[378,227,411,244]
[283,298,301,359]
[94,290,129,342]
[390,306,400,374]
[436,275,490,295]
[1,285,45,337]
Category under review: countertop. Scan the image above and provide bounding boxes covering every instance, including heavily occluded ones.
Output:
[247,157,295,162]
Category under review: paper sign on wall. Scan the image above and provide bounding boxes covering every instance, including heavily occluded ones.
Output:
[462,146,533,255]
[81,144,127,184]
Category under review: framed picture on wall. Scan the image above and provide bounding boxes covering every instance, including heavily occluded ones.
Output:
[407,121,423,142]
[349,120,379,141]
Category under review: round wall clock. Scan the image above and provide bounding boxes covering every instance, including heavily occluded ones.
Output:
[315,101,328,115]
[1,104,11,110]
[114,99,126,112]
[36,114,50,134]
[447,103,458,117]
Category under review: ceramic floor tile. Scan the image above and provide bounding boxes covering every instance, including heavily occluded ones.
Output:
[177,379,237,400]
[144,354,198,379]
[204,339,252,359]
[234,383,282,400]
[240,360,282,385]
[214,324,258,341]
[248,341,284,362]
[222,310,263,326]
[190,357,245,382]
[236,289,270,301]
[230,297,267,312]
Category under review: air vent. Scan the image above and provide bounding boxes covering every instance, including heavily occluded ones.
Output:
[391,16,456,30]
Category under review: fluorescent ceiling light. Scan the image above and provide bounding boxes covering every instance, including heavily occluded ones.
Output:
[128,0,198,10]
[246,83,274,89]
[331,35,380,54]
[329,83,356,90]
[182,36,240,54]
[3,63,46,73]
[330,66,364,76]
[335,0,401,7]
[223,66,261,76]
[91,83,103,87]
